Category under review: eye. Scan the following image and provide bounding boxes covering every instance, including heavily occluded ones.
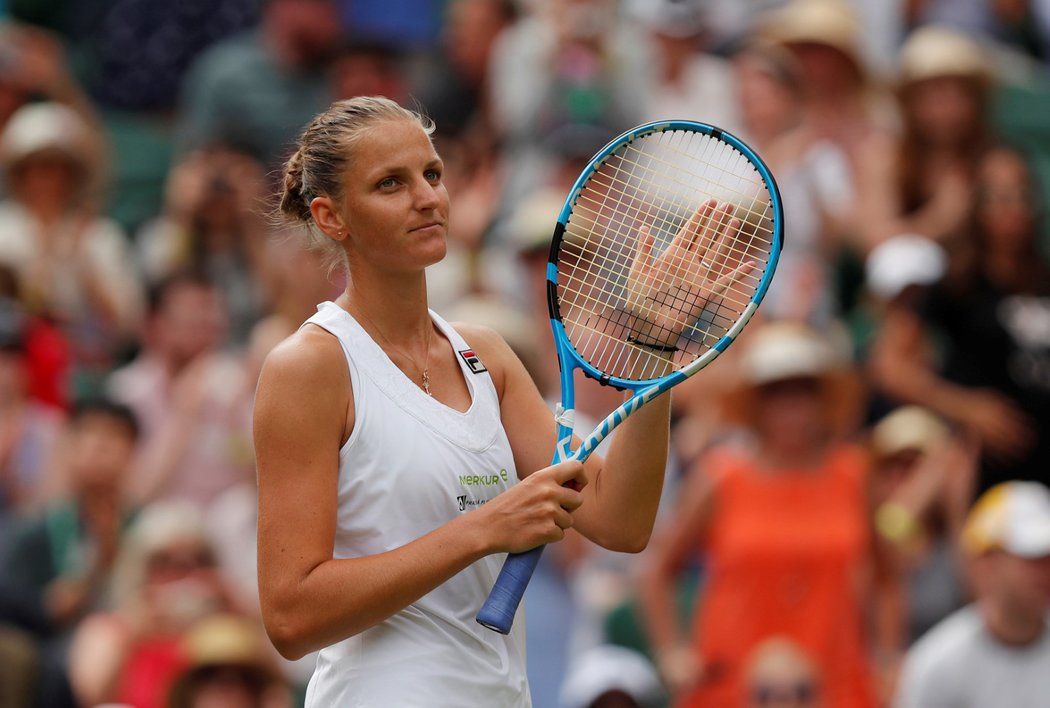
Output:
[377,176,399,190]
[424,168,442,183]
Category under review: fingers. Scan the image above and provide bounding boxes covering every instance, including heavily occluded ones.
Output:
[632,224,655,271]
[708,259,758,298]
[551,459,587,488]
[693,202,734,259]
[679,199,716,252]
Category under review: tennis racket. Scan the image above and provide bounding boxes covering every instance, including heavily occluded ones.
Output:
[476,120,783,634]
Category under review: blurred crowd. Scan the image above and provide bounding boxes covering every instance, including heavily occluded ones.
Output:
[0,0,1049,706]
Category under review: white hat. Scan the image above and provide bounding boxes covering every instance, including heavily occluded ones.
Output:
[962,482,1050,558]
[899,25,991,86]
[871,406,949,458]
[0,102,94,169]
[865,234,946,300]
[739,322,839,386]
[560,645,665,708]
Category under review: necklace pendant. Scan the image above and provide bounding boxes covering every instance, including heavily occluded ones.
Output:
[422,369,431,396]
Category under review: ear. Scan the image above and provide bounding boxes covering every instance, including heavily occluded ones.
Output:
[310,196,349,242]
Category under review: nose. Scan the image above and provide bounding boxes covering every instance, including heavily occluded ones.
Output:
[412,178,441,211]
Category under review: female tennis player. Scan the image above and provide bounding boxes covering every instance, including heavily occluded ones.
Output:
[255,97,729,706]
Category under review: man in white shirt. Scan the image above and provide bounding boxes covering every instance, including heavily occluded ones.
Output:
[896,481,1050,708]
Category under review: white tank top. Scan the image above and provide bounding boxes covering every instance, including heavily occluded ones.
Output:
[301,301,530,708]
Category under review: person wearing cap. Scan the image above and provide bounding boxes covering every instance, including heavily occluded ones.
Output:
[871,145,1050,494]
[855,25,994,248]
[639,323,894,708]
[895,481,1050,708]
[0,102,143,370]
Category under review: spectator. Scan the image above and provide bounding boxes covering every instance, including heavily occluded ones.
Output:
[136,149,269,343]
[631,0,741,131]
[559,644,665,708]
[413,0,517,137]
[68,501,242,708]
[639,323,893,708]
[869,406,974,644]
[896,481,1050,708]
[108,271,255,507]
[0,398,139,708]
[0,102,143,379]
[167,614,290,708]
[871,146,1050,492]
[856,26,994,247]
[330,37,408,105]
[176,0,342,167]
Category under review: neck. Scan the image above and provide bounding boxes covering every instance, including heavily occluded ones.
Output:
[982,598,1047,647]
[340,268,432,347]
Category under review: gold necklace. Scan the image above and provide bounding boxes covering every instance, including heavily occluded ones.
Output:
[355,308,433,396]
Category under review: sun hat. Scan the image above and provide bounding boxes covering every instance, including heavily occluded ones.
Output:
[871,406,949,458]
[0,102,95,172]
[759,0,866,74]
[962,481,1050,558]
[898,25,991,86]
[865,234,946,301]
[168,614,282,708]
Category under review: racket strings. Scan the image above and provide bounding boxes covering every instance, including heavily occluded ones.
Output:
[557,128,775,381]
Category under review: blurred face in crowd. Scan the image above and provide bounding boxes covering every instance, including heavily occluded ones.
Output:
[904,76,983,147]
[871,448,923,503]
[754,376,827,452]
[266,0,342,68]
[182,667,270,708]
[976,148,1037,255]
[144,538,225,628]
[446,0,511,83]
[734,52,800,143]
[785,42,861,96]
[331,49,406,103]
[153,282,228,367]
[977,551,1050,619]
[333,119,449,274]
[8,151,83,212]
[0,347,26,403]
[745,643,821,708]
[67,412,136,492]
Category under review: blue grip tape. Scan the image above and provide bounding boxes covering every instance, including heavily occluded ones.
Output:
[475,545,544,634]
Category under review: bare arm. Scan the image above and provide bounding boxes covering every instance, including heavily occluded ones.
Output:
[255,327,585,659]
[466,323,670,554]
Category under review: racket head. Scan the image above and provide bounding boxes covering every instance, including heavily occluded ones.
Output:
[547,120,783,392]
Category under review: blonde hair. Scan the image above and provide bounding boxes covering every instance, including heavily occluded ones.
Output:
[277,96,436,273]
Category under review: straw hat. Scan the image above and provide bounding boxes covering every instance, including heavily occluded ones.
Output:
[898,25,991,86]
[760,0,865,73]
[721,322,862,434]
[168,614,282,708]
[871,406,949,459]
[0,102,95,173]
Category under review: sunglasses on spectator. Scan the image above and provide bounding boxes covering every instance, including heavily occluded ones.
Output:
[750,681,815,704]
[147,548,216,575]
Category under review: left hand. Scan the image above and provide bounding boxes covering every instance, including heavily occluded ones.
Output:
[624,200,756,347]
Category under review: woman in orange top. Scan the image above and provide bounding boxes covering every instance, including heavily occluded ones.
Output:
[640,323,901,708]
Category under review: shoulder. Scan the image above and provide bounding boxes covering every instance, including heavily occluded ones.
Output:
[448,322,518,393]
[901,606,982,688]
[258,325,348,396]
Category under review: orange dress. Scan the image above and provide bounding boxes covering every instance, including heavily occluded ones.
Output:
[681,444,875,708]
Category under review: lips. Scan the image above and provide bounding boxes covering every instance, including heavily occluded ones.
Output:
[408,221,444,233]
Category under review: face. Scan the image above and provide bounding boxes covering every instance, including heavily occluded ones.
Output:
[787,42,861,94]
[267,0,341,67]
[905,76,983,146]
[755,377,827,450]
[9,153,82,209]
[144,539,225,626]
[153,283,228,365]
[67,414,136,491]
[735,53,800,141]
[976,149,1037,253]
[872,448,923,503]
[982,552,1050,616]
[323,119,450,275]
[446,0,508,81]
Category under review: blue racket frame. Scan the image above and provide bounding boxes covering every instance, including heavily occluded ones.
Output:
[476,120,783,634]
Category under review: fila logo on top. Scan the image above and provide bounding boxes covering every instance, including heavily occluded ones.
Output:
[458,349,488,374]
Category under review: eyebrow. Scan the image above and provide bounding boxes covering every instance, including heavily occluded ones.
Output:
[366,156,443,181]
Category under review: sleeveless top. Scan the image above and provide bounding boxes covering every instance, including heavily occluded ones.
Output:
[301,301,530,708]
[683,444,875,708]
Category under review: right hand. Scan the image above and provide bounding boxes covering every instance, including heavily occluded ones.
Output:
[479,460,587,554]
[958,389,1035,463]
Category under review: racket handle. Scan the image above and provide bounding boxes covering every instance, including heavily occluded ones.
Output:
[476,545,545,634]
